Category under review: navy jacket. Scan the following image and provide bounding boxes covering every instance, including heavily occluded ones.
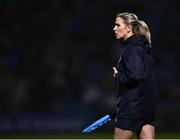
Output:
[114,34,157,120]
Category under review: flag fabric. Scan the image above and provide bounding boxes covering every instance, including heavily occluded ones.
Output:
[82,112,116,133]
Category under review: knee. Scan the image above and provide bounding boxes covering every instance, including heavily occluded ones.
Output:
[114,128,134,139]
[139,125,155,139]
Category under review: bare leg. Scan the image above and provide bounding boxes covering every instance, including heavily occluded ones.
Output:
[138,124,155,139]
[114,127,134,139]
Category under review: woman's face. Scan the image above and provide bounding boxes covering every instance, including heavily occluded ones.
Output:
[113,17,131,40]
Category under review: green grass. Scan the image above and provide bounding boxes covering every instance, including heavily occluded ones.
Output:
[0,132,180,139]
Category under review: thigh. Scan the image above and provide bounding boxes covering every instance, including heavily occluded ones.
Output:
[138,124,155,139]
[114,127,134,139]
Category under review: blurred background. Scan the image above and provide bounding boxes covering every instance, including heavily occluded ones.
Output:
[0,0,180,138]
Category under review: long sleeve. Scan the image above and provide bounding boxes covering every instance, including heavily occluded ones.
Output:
[114,45,144,86]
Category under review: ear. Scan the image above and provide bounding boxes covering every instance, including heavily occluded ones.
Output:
[126,25,132,33]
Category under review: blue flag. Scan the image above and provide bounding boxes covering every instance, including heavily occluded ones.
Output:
[82,112,116,133]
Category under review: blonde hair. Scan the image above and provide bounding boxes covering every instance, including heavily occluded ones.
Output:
[117,12,151,44]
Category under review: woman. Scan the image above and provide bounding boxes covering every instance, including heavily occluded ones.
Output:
[112,12,157,139]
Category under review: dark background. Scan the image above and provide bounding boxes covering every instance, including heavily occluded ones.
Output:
[0,0,180,137]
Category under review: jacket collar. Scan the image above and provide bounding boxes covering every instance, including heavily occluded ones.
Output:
[125,34,148,45]
[123,34,152,52]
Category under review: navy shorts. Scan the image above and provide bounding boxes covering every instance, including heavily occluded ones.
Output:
[115,118,155,133]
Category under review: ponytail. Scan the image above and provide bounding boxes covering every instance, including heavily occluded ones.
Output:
[137,20,151,45]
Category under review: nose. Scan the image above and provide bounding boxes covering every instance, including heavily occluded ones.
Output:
[113,26,116,31]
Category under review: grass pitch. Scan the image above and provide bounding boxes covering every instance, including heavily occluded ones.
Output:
[0,132,180,139]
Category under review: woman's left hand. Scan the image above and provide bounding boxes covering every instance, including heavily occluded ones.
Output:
[113,67,118,78]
